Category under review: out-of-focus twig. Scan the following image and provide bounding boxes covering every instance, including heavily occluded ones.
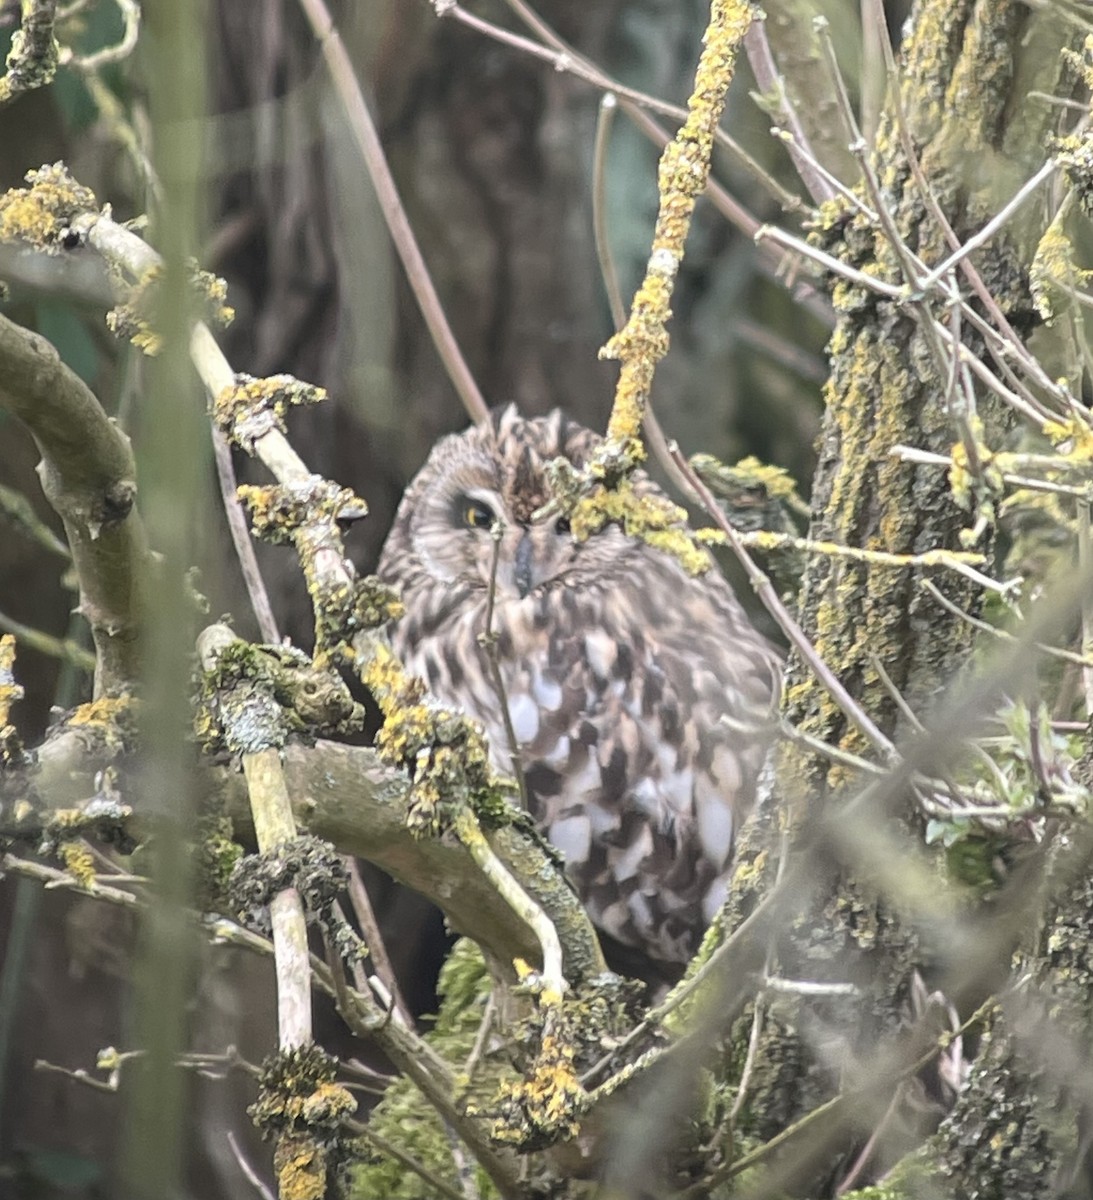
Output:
[296,0,489,426]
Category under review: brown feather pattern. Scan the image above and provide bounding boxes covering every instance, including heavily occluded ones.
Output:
[378,407,781,967]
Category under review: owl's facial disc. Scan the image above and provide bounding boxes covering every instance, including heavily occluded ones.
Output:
[457,502,576,599]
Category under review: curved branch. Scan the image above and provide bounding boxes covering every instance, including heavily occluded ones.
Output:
[0,311,154,694]
[222,739,607,987]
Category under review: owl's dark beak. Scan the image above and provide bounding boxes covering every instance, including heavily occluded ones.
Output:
[514,529,534,598]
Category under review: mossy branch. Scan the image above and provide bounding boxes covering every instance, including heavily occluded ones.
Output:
[0,310,153,695]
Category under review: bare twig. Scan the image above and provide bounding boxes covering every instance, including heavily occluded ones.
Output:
[345,859,412,1027]
[0,609,95,672]
[744,17,837,204]
[480,522,530,810]
[226,1131,276,1200]
[915,159,1059,292]
[675,447,896,759]
[296,0,488,425]
[920,579,1093,669]
[591,93,626,332]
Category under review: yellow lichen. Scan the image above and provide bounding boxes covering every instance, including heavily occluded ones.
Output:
[570,481,714,575]
[1030,210,1089,324]
[596,0,755,475]
[0,162,96,248]
[0,4,60,104]
[1041,415,1093,464]
[363,642,509,836]
[213,373,329,452]
[275,1138,326,1200]
[0,634,22,731]
[60,840,96,888]
[65,694,138,756]
[106,261,234,356]
[492,1027,587,1147]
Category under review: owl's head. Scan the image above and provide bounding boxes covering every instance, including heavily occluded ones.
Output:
[383,406,638,599]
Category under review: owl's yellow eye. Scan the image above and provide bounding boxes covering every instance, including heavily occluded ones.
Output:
[462,498,496,529]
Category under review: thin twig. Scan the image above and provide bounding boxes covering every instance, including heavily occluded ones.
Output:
[211,428,280,645]
[920,579,1093,668]
[743,18,837,204]
[1078,501,1093,717]
[675,446,895,760]
[297,0,489,425]
[480,522,530,810]
[868,653,925,733]
[591,92,625,331]
[355,1126,468,1200]
[345,859,413,1027]
[754,223,905,300]
[0,609,96,672]
[476,0,806,214]
[462,993,496,1082]
[915,159,1059,292]
[226,1131,276,1200]
[453,808,565,999]
[736,527,1013,594]
[62,0,139,71]
[891,444,1093,501]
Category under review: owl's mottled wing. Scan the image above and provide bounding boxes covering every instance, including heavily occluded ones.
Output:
[504,553,777,964]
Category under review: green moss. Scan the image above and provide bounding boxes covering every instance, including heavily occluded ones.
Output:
[349,940,504,1200]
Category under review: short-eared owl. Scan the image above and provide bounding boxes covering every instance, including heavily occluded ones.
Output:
[378,407,780,968]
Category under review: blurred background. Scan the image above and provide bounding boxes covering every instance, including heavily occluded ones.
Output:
[0,1,911,1194]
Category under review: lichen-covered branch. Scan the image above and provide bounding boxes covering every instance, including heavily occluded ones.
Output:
[0,309,154,694]
[0,0,59,104]
[598,0,756,473]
